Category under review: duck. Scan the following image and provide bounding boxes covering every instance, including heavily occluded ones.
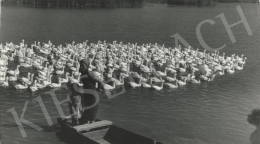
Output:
[20,60,32,68]
[9,71,18,81]
[165,73,177,82]
[111,75,124,86]
[103,81,116,90]
[29,80,38,92]
[234,63,243,70]
[35,77,47,89]
[188,77,201,84]
[164,80,178,89]
[0,68,7,77]
[69,72,81,84]
[142,77,152,88]
[7,65,20,76]
[48,77,62,88]
[177,77,187,86]
[128,78,141,88]
[8,53,14,61]
[0,66,8,72]
[15,82,28,90]
[151,78,164,90]
[42,74,52,86]
[55,66,65,75]
[1,76,9,86]
[218,68,225,75]
[155,67,168,77]
[227,66,235,74]
[60,72,69,83]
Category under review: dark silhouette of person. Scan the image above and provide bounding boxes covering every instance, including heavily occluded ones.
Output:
[247,108,260,144]
[78,58,104,124]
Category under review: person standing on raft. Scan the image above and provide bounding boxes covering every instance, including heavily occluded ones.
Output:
[248,108,260,144]
[73,58,103,125]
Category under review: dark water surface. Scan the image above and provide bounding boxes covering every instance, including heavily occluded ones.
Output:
[0,3,260,144]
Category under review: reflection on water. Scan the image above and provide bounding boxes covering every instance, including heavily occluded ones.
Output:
[0,3,260,144]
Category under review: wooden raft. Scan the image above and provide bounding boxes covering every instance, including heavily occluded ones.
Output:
[57,118,113,144]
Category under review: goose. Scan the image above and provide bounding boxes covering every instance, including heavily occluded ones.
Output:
[164,80,178,89]
[129,71,141,79]
[9,71,18,81]
[234,63,243,70]
[60,72,69,83]
[37,72,48,81]
[207,74,216,82]
[238,57,247,65]
[7,65,20,76]
[69,72,81,84]
[56,66,65,75]
[111,75,124,86]
[8,53,14,61]
[0,74,6,81]
[1,76,9,86]
[103,81,116,90]
[37,62,49,71]
[0,66,7,72]
[218,68,225,75]
[48,77,61,88]
[177,77,187,86]
[188,77,201,84]
[20,60,32,68]
[151,78,164,90]
[42,74,52,86]
[179,64,187,73]
[165,73,177,82]
[227,66,235,74]
[35,77,47,89]
[19,72,31,83]
[0,68,7,76]
[55,61,63,69]
[72,65,80,76]
[155,67,168,77]
[142,77,152,88]
[128,78,141,88]
[166,67,177,74]
[15,82,28,90]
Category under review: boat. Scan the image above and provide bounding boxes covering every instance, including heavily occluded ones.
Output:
[57,117,162,144]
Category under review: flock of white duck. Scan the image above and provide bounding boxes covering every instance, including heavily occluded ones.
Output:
[0,40,246,92]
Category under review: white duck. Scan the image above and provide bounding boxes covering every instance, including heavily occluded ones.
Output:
[1,76,9,86]
[111,75,124,86]
[165,73,176,82]
[29,80,38,92]
[9,71,18,81]
[48,77,61,88]
[164,80,178,89]
[7,65,20,76]
[151,78,164,90]
[42,74,52,86]
[177,77,187,86]
[103,81,116,90]
[69,72,81,84]
[128,78,141,88]
[19,72,31,83]
[155,67,168,77]
[142,78,152,88]
[227,66,235,74]
[15,82,28,90]
[20,60,32,68]
[56,66,65,75]
[60,72,69,83]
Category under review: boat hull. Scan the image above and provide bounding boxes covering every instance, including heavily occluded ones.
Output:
[57,118,162,144]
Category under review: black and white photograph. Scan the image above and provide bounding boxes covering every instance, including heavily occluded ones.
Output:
[0,0,260,144]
